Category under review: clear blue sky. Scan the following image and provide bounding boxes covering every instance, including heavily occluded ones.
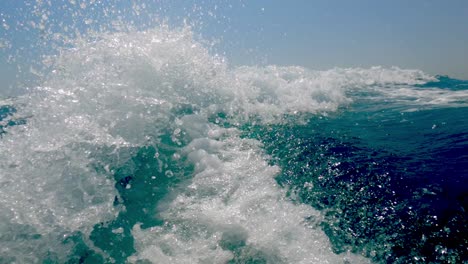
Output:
[1,0,468,95]
[198,0,468,79]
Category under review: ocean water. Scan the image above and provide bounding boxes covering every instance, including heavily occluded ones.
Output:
[1,18,468,264]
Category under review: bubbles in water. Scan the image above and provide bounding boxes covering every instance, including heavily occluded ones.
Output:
[164,170,174,178]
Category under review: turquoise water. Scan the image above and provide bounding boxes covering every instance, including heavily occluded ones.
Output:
[1,25,467,264]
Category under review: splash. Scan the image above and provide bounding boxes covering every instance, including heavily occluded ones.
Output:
[1,20,458,263]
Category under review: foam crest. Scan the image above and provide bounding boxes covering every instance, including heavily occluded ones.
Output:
[23,28,438,128]
[228,65,436,122]
[370,86,468,110]
[324,66,435,86]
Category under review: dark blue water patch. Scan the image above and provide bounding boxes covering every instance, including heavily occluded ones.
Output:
[0,105,15,120]
[417,75,468,91]
[242,106,468,263]
[0,104,27,135]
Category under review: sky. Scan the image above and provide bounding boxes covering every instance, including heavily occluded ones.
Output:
[1,0,468,96]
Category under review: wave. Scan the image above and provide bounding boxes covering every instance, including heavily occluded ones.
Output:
[0,26,466,263]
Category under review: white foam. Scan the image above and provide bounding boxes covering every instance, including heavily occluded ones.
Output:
[223,65,437,123]
[369,86,468,110]
[129,117,369,263]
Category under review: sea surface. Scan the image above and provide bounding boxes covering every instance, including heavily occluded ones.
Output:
[1,27,467,263]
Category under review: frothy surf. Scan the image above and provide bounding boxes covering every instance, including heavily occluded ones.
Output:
[1,26,465,263]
